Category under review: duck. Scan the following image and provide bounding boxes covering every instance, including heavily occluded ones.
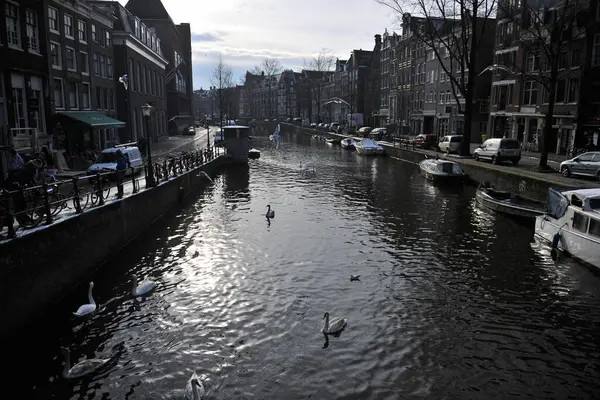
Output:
[61,347,110,379]
[130,274,156,297]
[265,205,275,218]
[73,282,96,317]
[184,372,206,400]
[322,312,347,334]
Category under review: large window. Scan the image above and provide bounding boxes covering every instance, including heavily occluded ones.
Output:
[135,62,141,92]
[29,76,45,134]
[48,6,58,32]
[82,83,91,109]
[107,57,113,79]
[92,24,97,42]
[523,81,538,105]
[64,14,74,38]
[103,88,109,110]
[80,51,89,75]
[66,47,76,71]
[96,87,102,110]
[556,79,566,102]
[50,42,61,68]
[589,218,600,238]
[572,211,589,232]
[142,65,147,93]
[10,76,26,129]
[568,79,579,103]
[100,55,106,77]
[68,82,78,109]
[129,58,135,92]
[53,78,64,109]
[25,9,39,53]
[78,20,87,42]
[6,2,21,48]
[93,53,99,75]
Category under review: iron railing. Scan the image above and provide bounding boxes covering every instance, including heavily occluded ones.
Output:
[0,147,224,240]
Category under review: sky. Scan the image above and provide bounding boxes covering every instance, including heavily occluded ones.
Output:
[119,0,398,90]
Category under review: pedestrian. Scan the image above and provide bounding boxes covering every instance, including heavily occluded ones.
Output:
[115,150,131,198]
[8,149,24,176]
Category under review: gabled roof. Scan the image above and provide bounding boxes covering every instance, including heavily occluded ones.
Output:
[125,0,172,21]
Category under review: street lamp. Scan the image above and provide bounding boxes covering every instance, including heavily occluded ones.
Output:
[141,103,156,188]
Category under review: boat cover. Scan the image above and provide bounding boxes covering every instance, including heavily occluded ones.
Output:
[546,188,569,219]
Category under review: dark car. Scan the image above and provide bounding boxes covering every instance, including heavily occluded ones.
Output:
[413,134,437,149]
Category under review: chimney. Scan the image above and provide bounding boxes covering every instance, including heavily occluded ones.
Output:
[375,34,382,47]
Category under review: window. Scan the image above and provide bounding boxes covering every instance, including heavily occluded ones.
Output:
[100,55,106,77]
[129,58,135,91]
[142,65,147,93]
[64,14,74,38]
[80,51,89,74]
[141,25,146,42]
[445,90,451,103]
[48,6,58,32]
[10,77,26,129]
[526,51,539,72]
[96,87,102,110]
[593,34,600,66]
[66,47,76,71]
[68,82,78,109]
[571,49,581,67]
[556,79,566,102]
[132,108,138,140]
[109,88,114,110]
[93,53,99,75]
[572,211,589,232]
[78,20,87,42]
[50,42,61,68]
[480,121,488,134]
[103,88,109,110]
[567,79,579,103]
[135,62,141,92]
[134,19,140,38]
[82,83,91,109]
[6,2,21,48]
[523,81,537,105]
[53,78,64,109]
[25,10,39,53]
[147,68,152,95]
[107,57,113,79]
[105,31,111,47]
[589,218,600,238]
[92,24,97,42]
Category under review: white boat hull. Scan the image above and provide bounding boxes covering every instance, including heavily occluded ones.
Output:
[535,216,600,269]
[356,147,384,156]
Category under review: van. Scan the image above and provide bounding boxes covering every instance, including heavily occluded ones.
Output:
[438,135,463,153]
[474,138,521,165]
[87,146,143,176]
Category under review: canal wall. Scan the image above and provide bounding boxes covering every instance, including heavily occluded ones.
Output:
[0,155,232,338]
[273,122,593,203]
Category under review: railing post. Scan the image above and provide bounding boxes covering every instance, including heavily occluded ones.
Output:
[172,157,178,177]
[72,177,82,213]
[96,172,105,206]
[131,167,138,193]
[116,170,124,198]
[3,191,15,239]
[42,182,53,225]
[163,160,168,180]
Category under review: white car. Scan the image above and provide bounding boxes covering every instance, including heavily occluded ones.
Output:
[87,146,143,176]
[438,135,463,153]
[473,138,521,165]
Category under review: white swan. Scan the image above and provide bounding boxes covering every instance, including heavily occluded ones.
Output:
[322,312,347,334]
[61,347,110,379]
[73,282,96,317]
[265,204,275,218]
[184,372,206,400]
[131,274,156,297]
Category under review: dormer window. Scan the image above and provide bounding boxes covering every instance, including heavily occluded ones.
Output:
[134,18,140,37]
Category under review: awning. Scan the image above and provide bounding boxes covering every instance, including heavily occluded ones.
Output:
[56,111,126,128]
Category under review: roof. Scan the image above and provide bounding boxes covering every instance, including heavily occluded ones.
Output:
[56,111,126,128]
[562,188,600,213]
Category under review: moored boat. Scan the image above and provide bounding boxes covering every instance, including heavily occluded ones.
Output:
[355,139,385,156]
[341,138,356,150]
[325,138,341,145]
[248,148,261,159]
[476,183,544,219]
[419,157,464,182]
[534,188,600,269]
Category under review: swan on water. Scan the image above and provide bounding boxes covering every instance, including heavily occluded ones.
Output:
[184,372,206,400]
[322,312,347,334]
[73,282,96,317]
[131,274,156,297]
[265,204,275,218]
[61,347,110,379]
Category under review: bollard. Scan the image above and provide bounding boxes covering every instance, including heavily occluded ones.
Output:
[96,172,105,206]
[3,191,15,239]
[116,171,124,198]
[131,167,138,193]
[72,177,82,213]
[42,182,53,225]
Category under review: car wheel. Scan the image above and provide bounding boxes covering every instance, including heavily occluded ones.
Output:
[474,153,479,161]
[492,156,498,165]
[561,166,571,177]
[512,159,519,166]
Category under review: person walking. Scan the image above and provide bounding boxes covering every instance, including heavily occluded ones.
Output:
[115,150,131,198]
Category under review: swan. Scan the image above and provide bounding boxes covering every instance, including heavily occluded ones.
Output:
[73,282,96,317]
[322,312,347,334]
[131,274,156,297]
[265,204,275,218]
[184,372,206,400]
[61,347,110,379]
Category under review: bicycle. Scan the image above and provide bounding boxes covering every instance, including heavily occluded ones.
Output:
[88,170,112,206]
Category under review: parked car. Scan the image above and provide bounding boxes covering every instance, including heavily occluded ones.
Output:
[184,126,196,136]
[473,138,521,165]
[369,128,387,140]
[437,135,463,153]
[87,146,143,176]
[560,151,600,180]
[310,122,317,128]
[358,127,372,138]
[329,123,340,133]
[413,134,437,149]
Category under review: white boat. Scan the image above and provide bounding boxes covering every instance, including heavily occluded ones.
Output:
[341,138,356,150]
[419,157,465,182]
[534,188,600,269]
[355,139,385,156]
[248,148,260,159]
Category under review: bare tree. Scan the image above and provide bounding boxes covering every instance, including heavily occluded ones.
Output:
[492,0,588,168]
[260,59,283,118]
[249,65,263,75]
[376,0,496,156]
[304,49,335,123]
[211,54,233,129]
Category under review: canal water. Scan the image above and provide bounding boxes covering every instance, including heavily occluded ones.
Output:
[10,132,600,399]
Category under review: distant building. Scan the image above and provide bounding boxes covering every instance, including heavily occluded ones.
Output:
[125,0,193,135]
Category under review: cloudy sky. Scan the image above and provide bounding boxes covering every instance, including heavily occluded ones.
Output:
[121,0,398,89]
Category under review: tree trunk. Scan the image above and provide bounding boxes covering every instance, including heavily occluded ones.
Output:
[539,76,558,168]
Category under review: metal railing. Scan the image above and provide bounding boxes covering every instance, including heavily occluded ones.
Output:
[0,146,224,240]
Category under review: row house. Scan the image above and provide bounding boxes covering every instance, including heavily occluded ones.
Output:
[347,48,374,126]
[1,0,52,178]
[276,70,301,120]
[578,0,600,149]
[92,1,168,145]
[363,35,381,128]
[125,0,194,136]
